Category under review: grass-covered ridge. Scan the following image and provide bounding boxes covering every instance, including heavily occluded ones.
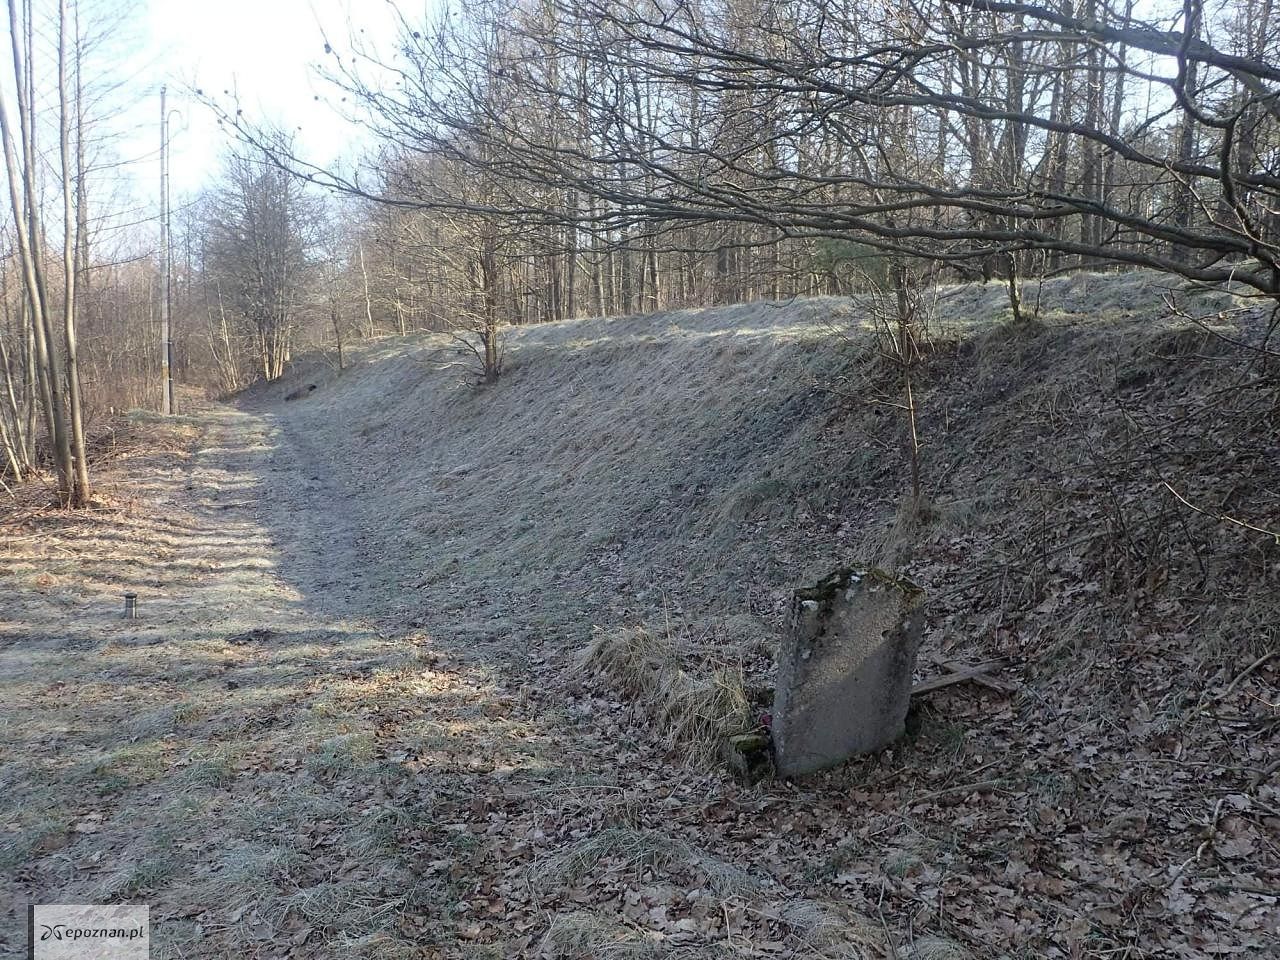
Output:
[3,269,1275,957]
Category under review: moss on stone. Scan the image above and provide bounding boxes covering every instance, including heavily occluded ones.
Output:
[794,565,924,612]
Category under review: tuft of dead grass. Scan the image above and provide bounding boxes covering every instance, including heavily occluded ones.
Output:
[778,899,882,956]
[533,833,887,959]
[908,936,972,960]
[538,912,671,960]
[534,827,760,899]
[580,625,753,766]
[657,668,751,757]
[581,624,675,702]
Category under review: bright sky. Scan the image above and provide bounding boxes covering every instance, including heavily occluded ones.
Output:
[102,0,1179,253]
[124,0,409,198]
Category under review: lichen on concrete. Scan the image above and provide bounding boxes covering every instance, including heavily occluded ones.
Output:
[774,566,925,776]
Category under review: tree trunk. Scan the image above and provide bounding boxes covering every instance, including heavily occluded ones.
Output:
[358,242,375,338]
[0,0,74,502]
[58,0,90,505]
[331,302,345,371]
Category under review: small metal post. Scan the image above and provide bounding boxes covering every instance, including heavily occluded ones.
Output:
[123,593,138,619]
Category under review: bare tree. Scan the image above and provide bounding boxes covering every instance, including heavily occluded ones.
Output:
[57,0,89,501]
[315,205,369,372]
[0,0,91,505]
[203,136,319,382]
[231,0,1280,310]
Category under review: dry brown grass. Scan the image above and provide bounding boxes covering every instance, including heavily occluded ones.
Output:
[580,624,754,767]
[534,827,760,899]
[8,269,1274,958]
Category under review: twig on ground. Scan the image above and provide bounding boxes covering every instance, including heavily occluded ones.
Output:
[1211,651,1279,705]
[912,660,1012,696]
[1146,797,1227,888]
[915,779,1008,804]
[1161,479,1280,540]
[877,879,901,960]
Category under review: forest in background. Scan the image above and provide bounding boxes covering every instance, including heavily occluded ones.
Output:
[0,0,1277,504]
[0,2,1277,955]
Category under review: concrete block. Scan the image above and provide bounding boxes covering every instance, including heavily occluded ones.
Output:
[773,566,924,776]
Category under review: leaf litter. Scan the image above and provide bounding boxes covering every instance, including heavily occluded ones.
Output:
[1,272,1277,958]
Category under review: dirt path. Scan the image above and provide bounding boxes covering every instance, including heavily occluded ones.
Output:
[8,393,1271,959]
[0,402,542,958]
[2,401,858,960]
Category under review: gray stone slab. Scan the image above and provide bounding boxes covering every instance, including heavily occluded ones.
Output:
[773,566,924,776]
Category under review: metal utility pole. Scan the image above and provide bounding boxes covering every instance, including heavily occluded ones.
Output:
[160,84,173,414]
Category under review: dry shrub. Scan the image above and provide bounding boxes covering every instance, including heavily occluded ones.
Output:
[581,625,753,766]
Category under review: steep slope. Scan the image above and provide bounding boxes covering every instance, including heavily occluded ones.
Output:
[251,270,1278,957]
[265,295,855,637]
[260,271,1272,651]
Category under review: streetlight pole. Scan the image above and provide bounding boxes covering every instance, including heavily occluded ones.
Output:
[160,84,173,415]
